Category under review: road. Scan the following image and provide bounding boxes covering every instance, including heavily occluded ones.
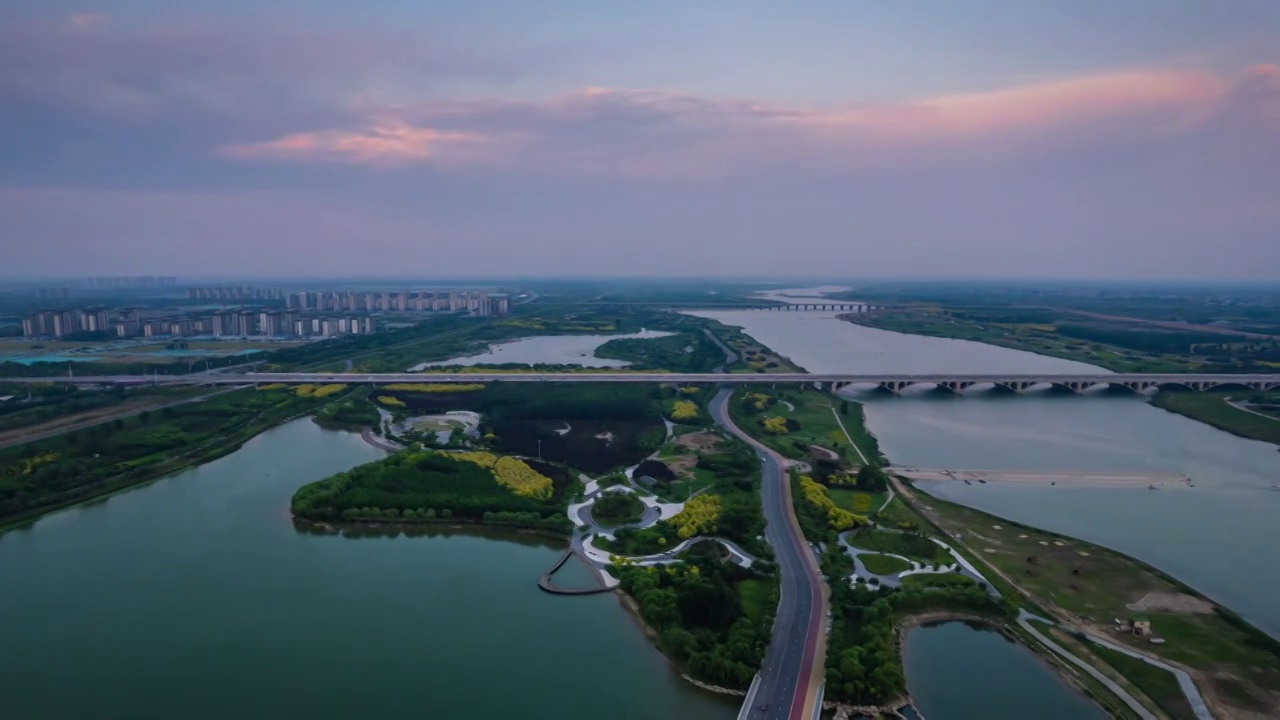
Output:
[710,388,826,720]
[0,387,242,450]
[8,371,1279,389]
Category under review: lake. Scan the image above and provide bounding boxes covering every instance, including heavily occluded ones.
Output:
[0,419,734,720]
[409,330,674,370]
[905,622,1107,720]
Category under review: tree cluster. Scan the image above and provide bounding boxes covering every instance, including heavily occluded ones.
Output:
[617,558,773,688]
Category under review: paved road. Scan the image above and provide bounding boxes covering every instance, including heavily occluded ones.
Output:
[710,388,826,720]
[9,371,1279,389]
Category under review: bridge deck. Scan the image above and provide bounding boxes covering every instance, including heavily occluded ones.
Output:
[8,372,1279,386]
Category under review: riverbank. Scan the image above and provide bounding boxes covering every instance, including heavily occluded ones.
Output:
[1151,390,1280,446]
[893,475,1280,718]
[0,389,324,534]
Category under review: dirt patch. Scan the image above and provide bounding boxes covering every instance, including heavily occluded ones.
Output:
[667,455,698,479]
[808,444,839,460]
[1126,591,1215,614]
[676,431,723,452]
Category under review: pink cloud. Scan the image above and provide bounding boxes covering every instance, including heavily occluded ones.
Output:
[67,13,108,29]
[219,66,1271,177]
[222,119,493,166]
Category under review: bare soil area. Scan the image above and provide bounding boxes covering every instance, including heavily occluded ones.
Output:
[676,431,723,452]
[1126,592,1215,615]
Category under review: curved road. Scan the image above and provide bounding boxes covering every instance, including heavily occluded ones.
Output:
[710,388,826,720]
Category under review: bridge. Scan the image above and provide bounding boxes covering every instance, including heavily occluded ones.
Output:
[582,301,890,312]
[11,372,1280,394]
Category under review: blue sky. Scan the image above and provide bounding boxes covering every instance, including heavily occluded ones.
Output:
[1,2,1277,278]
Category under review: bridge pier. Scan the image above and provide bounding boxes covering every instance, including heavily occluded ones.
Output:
[1051,381,1098,394]
[1114,381,1158,394]
[1254,381,1279,392]
[995,381,1037,394]
[879,381,912,394]
[937,381,975,394]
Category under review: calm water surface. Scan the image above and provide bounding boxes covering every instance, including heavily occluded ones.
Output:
[690,305,1280,638]
[0,419,733,720]
[410,330,674,370]
[905,622,1106,720]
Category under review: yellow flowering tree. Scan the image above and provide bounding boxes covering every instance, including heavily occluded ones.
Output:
[671,494,722,539]
[670,400,700,421]
[799,476,866,531]
[762,416,789,434]
[453,451,554,499]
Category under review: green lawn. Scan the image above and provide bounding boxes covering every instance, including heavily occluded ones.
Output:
[900,573,976,589]
[737,578,775,623]
[1089,644,1197,720]
[729,388,881,467]
[858,553,911,575]
[827,487,885,515]
[843,528,952,565]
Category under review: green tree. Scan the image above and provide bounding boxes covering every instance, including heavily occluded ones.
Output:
[840,400,850,416]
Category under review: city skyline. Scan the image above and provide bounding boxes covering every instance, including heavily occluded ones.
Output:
[3,2,1278,279]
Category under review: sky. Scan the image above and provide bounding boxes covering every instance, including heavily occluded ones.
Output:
[1,1,1278,279]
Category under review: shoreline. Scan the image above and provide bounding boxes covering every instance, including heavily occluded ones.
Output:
[614,590,749,701]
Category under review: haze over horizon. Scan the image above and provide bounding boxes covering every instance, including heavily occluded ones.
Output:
[3,1,1278,279]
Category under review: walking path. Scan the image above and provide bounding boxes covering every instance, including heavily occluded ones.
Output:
[836,528,998,597]
[1064,624,1211,720]
[1226,398,1280,423]
[360,427,404,452]
[828,407,870,466]
[1017,611,1157,720]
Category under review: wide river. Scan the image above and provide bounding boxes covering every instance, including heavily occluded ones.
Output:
[0,419,734,720]
[691,303,1280,639]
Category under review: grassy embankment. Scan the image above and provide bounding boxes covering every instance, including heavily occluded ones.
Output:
[897,479,1280,718]
[1151,390,1280,445]
[716,326,803,374]
[0,386,337,531]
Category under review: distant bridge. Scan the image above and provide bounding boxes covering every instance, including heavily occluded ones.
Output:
[588,301,888,312]
[8,372,1280,394]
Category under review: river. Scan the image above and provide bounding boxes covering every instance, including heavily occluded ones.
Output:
[409,329,674,370]
[905,622,1107,720]
[690,300,1280,639]
[0,419,734,720]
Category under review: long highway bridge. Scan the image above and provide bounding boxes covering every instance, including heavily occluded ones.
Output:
[11,372,1280,394]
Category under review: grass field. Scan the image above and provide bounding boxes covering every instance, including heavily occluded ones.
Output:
[827,487,886,515]
[1089,643,1197,720]
[737,578,775,623]
[1151,391,1280,445]
[899,573,976,589]
[858,553,911,575]
[842,527,952,565]
[728,387,881,467]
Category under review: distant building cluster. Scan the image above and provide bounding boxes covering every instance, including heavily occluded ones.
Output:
[187,287,285,301]
[22,307,375,340]
[22,288,510,340]
[187,286,510,316]
[86,276,178,288]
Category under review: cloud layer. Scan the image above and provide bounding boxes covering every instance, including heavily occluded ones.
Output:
[220,66,1274,181]
[1,14,1277,278]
